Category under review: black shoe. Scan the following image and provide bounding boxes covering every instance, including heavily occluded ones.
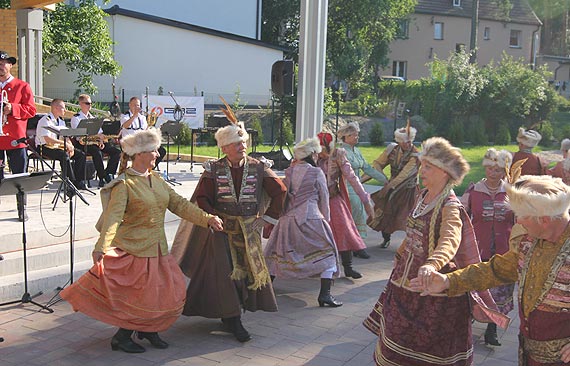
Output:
[74,181,87,190]
[111,329,145,353]
[18,212,29,222]
[484,323,501,346]
[98,179,105,188]
[137,331,168,349]
[353,250,370,259]
[318,278,343,307]
[343,267,362,279]
[380,239,391,249]
[104,174,113,183]
[222,316,252,342]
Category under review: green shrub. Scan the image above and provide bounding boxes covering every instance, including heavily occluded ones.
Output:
[249,115,264,146]
[537,120,554,147]
[174,122,192,145]
[369,123,384,146]
[495,123,511,145]
[466,116,488,145]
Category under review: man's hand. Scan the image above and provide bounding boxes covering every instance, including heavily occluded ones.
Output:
[409,268,450,296]
[561,342,570,363]
[252,217,267,231]
[3,102,12,115]
[208,216,224,232]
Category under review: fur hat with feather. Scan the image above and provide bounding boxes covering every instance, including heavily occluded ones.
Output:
[214,96,249,148]
[394,119,417,143]
[482,148,512,169]
[516,127,542,148]
[419,137,469,185]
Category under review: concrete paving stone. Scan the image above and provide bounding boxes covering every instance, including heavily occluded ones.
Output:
[260,339,307,360]
[303,354,346,366]
[276,355,311,366]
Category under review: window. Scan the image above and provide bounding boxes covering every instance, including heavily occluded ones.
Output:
[396,19,409,39]
[392,61,407,79]
[456,43,466,53]
[483,27,490,40]
[453,0,461,6]
[510,30,521,47]
[434,22,444,40]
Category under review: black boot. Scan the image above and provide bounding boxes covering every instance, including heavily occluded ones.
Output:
[111,328,146,353]
[353,249,370,259]
[137,331,169,349]
[270,275,275,282]
[340,251,362,279]
[317,278,343,307]
[380,232,391,248]
[484,323,501,346]
[222,316,252,342]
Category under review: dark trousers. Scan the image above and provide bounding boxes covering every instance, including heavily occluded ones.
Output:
[0,148,27,178]
[40,145,86,184]
[76,142,121,180]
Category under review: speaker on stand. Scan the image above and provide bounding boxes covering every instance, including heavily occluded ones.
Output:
[268,60,294,170]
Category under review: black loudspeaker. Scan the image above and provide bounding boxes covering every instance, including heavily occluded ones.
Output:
[271,60,294,97]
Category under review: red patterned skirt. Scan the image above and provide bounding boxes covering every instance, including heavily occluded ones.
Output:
[61,247,186,332]
[329,194,366,252]
[364,282,473,366]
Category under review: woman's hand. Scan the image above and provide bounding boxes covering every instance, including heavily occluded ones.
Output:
[208,216,224,232]
[92,251,104,264]
[364,201,374,219]
[416,264,436,290]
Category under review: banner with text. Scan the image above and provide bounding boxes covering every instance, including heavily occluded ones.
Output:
[144,95,204,128]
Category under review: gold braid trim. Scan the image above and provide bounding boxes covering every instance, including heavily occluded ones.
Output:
[427,183,453,256]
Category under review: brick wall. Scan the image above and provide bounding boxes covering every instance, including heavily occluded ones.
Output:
[0,9,18,76]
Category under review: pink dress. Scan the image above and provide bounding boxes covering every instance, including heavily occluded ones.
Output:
[319,148,369,252]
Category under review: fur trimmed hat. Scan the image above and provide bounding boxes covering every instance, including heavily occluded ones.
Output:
[121,128,161,156]
[420,137,469,185]
[294,137,322,160]
[337,122,360,139]
[516,127,542,148]
[506,175,570,217]
[394,126,417,143]
[561,138,570,152]
[214,123,249,148]
[482,148,512,169]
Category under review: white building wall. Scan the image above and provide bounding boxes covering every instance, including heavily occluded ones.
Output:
[90,0,261,39]
[43,14,283,106]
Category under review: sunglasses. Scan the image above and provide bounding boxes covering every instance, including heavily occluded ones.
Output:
[82,101,92,105]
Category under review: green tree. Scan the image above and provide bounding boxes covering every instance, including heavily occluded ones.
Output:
[368,122,384,146]
[43,0,121,94]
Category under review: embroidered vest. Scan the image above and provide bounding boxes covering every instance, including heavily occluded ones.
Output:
[213,157,263,217]
[518,235,570,314]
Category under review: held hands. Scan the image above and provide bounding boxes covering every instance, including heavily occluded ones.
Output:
[92,251,104,264]
[409,264,450,296]
[208,216,224,232]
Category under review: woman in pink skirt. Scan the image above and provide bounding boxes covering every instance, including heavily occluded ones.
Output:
[61,129,223,353]
[317,132,373,279]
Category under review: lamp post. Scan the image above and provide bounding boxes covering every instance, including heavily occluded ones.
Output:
[333,79,344,139]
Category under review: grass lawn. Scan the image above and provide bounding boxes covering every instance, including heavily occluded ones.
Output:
[184,143,553,196]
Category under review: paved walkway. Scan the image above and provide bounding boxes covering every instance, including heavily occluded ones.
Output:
[0,161,520,366]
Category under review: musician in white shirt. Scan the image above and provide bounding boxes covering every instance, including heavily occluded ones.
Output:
[36,99,86,190]
[121,97,166,169]
[70,94,120,187]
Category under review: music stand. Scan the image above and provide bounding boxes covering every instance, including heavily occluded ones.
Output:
[76,119,103,193]
[0,171,54,313]
[160,121,182,186]
[101,120,121,136]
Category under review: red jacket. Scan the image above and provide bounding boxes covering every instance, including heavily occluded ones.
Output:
[1,77,36,149]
